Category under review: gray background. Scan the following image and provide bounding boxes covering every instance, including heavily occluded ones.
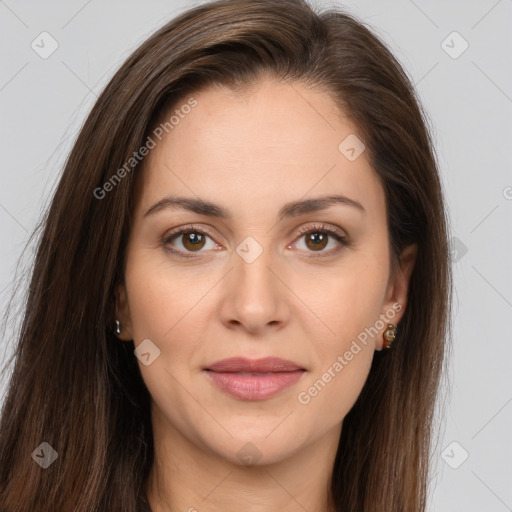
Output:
[1,0,511,510]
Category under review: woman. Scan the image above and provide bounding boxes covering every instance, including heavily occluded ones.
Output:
[0,0,452,510]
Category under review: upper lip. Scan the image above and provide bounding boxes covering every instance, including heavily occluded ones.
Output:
[204,357,305,373]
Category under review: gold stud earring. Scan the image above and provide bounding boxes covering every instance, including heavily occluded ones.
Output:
[383,323,397,349]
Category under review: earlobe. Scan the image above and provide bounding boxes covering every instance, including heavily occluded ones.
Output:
[377,243,418,350]
[114,282,134,341]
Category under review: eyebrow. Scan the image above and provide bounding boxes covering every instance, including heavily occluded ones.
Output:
[144,194,365,221]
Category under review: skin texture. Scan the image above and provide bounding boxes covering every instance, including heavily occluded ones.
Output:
[116,77,417,512]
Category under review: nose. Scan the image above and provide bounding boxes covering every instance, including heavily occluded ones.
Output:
[218,243,291,336]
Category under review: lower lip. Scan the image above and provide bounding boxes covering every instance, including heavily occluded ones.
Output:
[204,370,305,400]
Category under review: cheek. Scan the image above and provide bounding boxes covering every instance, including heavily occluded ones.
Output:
[294,257,388,348]
[125,250,207,341]
[294,268,382,418]
[297,351,373,433]
[124,253,218,391]
[291,251,389,412]
[123,257,206,412]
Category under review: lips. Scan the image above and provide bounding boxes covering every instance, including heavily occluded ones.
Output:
[203,357,306,400]
[205,357,304,373]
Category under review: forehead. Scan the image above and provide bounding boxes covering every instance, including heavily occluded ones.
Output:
[136,79,384,219]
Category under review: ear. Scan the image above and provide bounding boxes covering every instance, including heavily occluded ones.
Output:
[376,243,418,351]
[114,282,134,341]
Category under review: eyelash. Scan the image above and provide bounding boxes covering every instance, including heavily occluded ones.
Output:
[161,223,351,260]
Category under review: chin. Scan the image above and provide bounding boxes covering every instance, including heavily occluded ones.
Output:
[204,430,307,468]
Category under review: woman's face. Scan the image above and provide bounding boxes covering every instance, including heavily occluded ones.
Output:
[117,78,416,466]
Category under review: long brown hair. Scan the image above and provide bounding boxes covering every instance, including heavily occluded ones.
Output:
[0,0,452,510]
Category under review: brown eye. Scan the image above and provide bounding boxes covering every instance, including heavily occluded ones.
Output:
[303,232,329,251]
[181,231,207,251]
[163,226,218,258]
[294,224,351,258]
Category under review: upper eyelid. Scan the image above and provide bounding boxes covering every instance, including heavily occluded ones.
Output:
[295,222,346,236]
[165,224,219,242]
